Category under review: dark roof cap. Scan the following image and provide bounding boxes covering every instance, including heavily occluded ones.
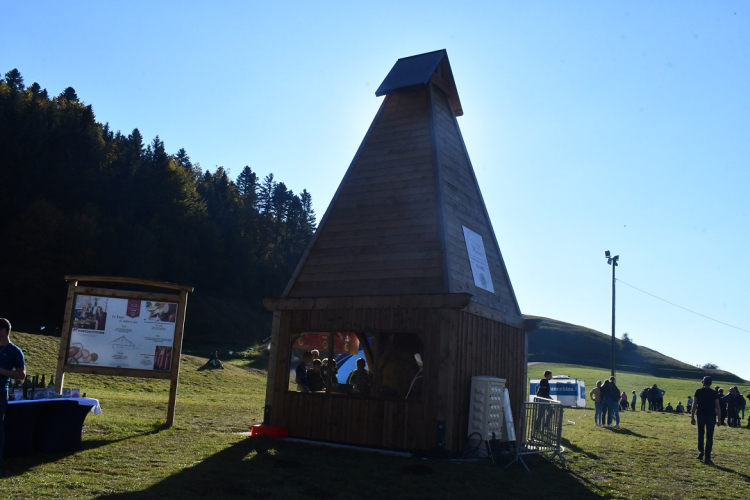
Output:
[375,49,463,116]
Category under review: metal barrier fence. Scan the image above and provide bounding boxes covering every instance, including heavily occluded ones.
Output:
[505,397,565,472]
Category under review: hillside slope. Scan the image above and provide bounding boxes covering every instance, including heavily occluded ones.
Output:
[526,315,744,383]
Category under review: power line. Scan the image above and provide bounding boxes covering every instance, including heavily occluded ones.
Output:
[616,278,750,334]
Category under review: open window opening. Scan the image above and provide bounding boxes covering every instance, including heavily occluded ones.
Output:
[288,331,424,401]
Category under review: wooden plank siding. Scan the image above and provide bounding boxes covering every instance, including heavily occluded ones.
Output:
[286,87,446,298]
[430,85,520,316]
[266,307,525,452]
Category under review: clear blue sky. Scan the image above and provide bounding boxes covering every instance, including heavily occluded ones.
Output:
[3,2,749,379]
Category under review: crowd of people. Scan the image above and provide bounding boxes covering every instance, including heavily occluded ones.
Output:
[294,349,371,395]
[588,376,626,428]
[588,375,749,436]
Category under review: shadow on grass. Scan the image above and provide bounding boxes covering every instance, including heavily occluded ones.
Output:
[604,427,652,439]
[96,437,605,500]
[561,438,599,460]
[710,462,750,482]
[4,421,170,478]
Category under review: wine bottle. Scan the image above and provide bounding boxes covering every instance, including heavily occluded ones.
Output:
[48,375,55,388]
[22,375,29,399]
[40,374,46,388]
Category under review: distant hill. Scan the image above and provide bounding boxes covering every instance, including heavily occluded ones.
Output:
[525,315,745,383]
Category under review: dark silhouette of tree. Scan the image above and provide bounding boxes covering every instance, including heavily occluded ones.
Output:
[59,86,79,101]
[3,68,24,91]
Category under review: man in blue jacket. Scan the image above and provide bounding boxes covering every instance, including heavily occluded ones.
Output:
[0,318,26,476]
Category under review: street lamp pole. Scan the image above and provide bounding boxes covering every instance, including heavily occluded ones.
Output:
[605,251,619,378]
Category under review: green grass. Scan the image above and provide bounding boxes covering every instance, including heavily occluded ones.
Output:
[4,334,750,499]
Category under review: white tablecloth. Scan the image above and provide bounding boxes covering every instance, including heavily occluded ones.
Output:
[8,397,101,414]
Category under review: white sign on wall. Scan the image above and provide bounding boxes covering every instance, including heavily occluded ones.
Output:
[462,226,494,293]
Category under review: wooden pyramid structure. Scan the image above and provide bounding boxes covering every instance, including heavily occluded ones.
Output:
[264,51,528,452]
[282,49,522,323]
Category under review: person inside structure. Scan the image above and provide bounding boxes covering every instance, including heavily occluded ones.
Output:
[295,351,312,392]
[350,358,370,396]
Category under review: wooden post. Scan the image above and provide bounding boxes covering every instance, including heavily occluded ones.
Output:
[55,279,77,393]
[166,289,188,427]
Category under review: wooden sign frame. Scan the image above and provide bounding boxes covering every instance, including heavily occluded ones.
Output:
[55,275,193,426]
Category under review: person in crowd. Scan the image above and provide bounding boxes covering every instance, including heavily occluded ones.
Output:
[0,318,26,477]
[350,358,370,396]
[691,376,721,465]
[676,401,685,413]
[620,391,628,411]
[647,385,656,411]
[307,359,326,392]
[654,384,665,412]
[207,350,224,369]
[736,391,746,423]
[640,387,648,411]
[631,390,637,411]
[536,370,552,400]
[723,387,738,427]
[717,388,727,425]
[311,349,320,362]
[601,379,613,426]
[665,402,674,413]
[590,380,603,426]
[295,351,312,392]
[687,395,694,413]
[609,377,622,428]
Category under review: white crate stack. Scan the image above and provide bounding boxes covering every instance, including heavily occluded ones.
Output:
[468,376,506,442]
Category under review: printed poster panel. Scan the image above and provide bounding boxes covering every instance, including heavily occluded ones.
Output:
[462,226,495,293]
[69,295,177,371]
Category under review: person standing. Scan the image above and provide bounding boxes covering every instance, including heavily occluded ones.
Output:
[590,380,603,426]
[691,376,721,465]
[631,390,637,411]
[640,387,648,411]
[536,370,552,400]
[0,318,26,476]
[608,377,621,429]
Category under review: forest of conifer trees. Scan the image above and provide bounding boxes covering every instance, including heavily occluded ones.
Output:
[0,69,316,345]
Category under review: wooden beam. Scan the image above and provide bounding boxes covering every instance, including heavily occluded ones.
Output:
[264,293,472,312]
[166,289,189,426]
[62,364,173,379]
[74,286,180,303]
[55,279,77,393]
[64,275,193,293]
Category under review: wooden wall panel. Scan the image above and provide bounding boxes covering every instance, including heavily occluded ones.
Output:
[443,311,526,451]
[267,307,526,453]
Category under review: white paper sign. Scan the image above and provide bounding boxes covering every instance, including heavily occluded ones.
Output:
[68,295,177,371]
[462,226,494,293]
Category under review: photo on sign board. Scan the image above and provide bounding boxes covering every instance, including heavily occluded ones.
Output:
[144,302,177,323]
[73,295,109,332]
[153,345,173,371]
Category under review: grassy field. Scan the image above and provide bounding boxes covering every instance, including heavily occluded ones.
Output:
[4,333,750,499]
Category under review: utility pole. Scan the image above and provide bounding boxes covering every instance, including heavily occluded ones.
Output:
[605,251,619,378]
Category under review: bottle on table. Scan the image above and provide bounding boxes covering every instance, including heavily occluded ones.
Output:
[40,374,46,389]
[48,375,55,389]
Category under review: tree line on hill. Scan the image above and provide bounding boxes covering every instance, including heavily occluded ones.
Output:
[0,69,316,344]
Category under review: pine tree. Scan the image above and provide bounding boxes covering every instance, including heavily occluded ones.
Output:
[59,86,78,101]
[3,69,24,91]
